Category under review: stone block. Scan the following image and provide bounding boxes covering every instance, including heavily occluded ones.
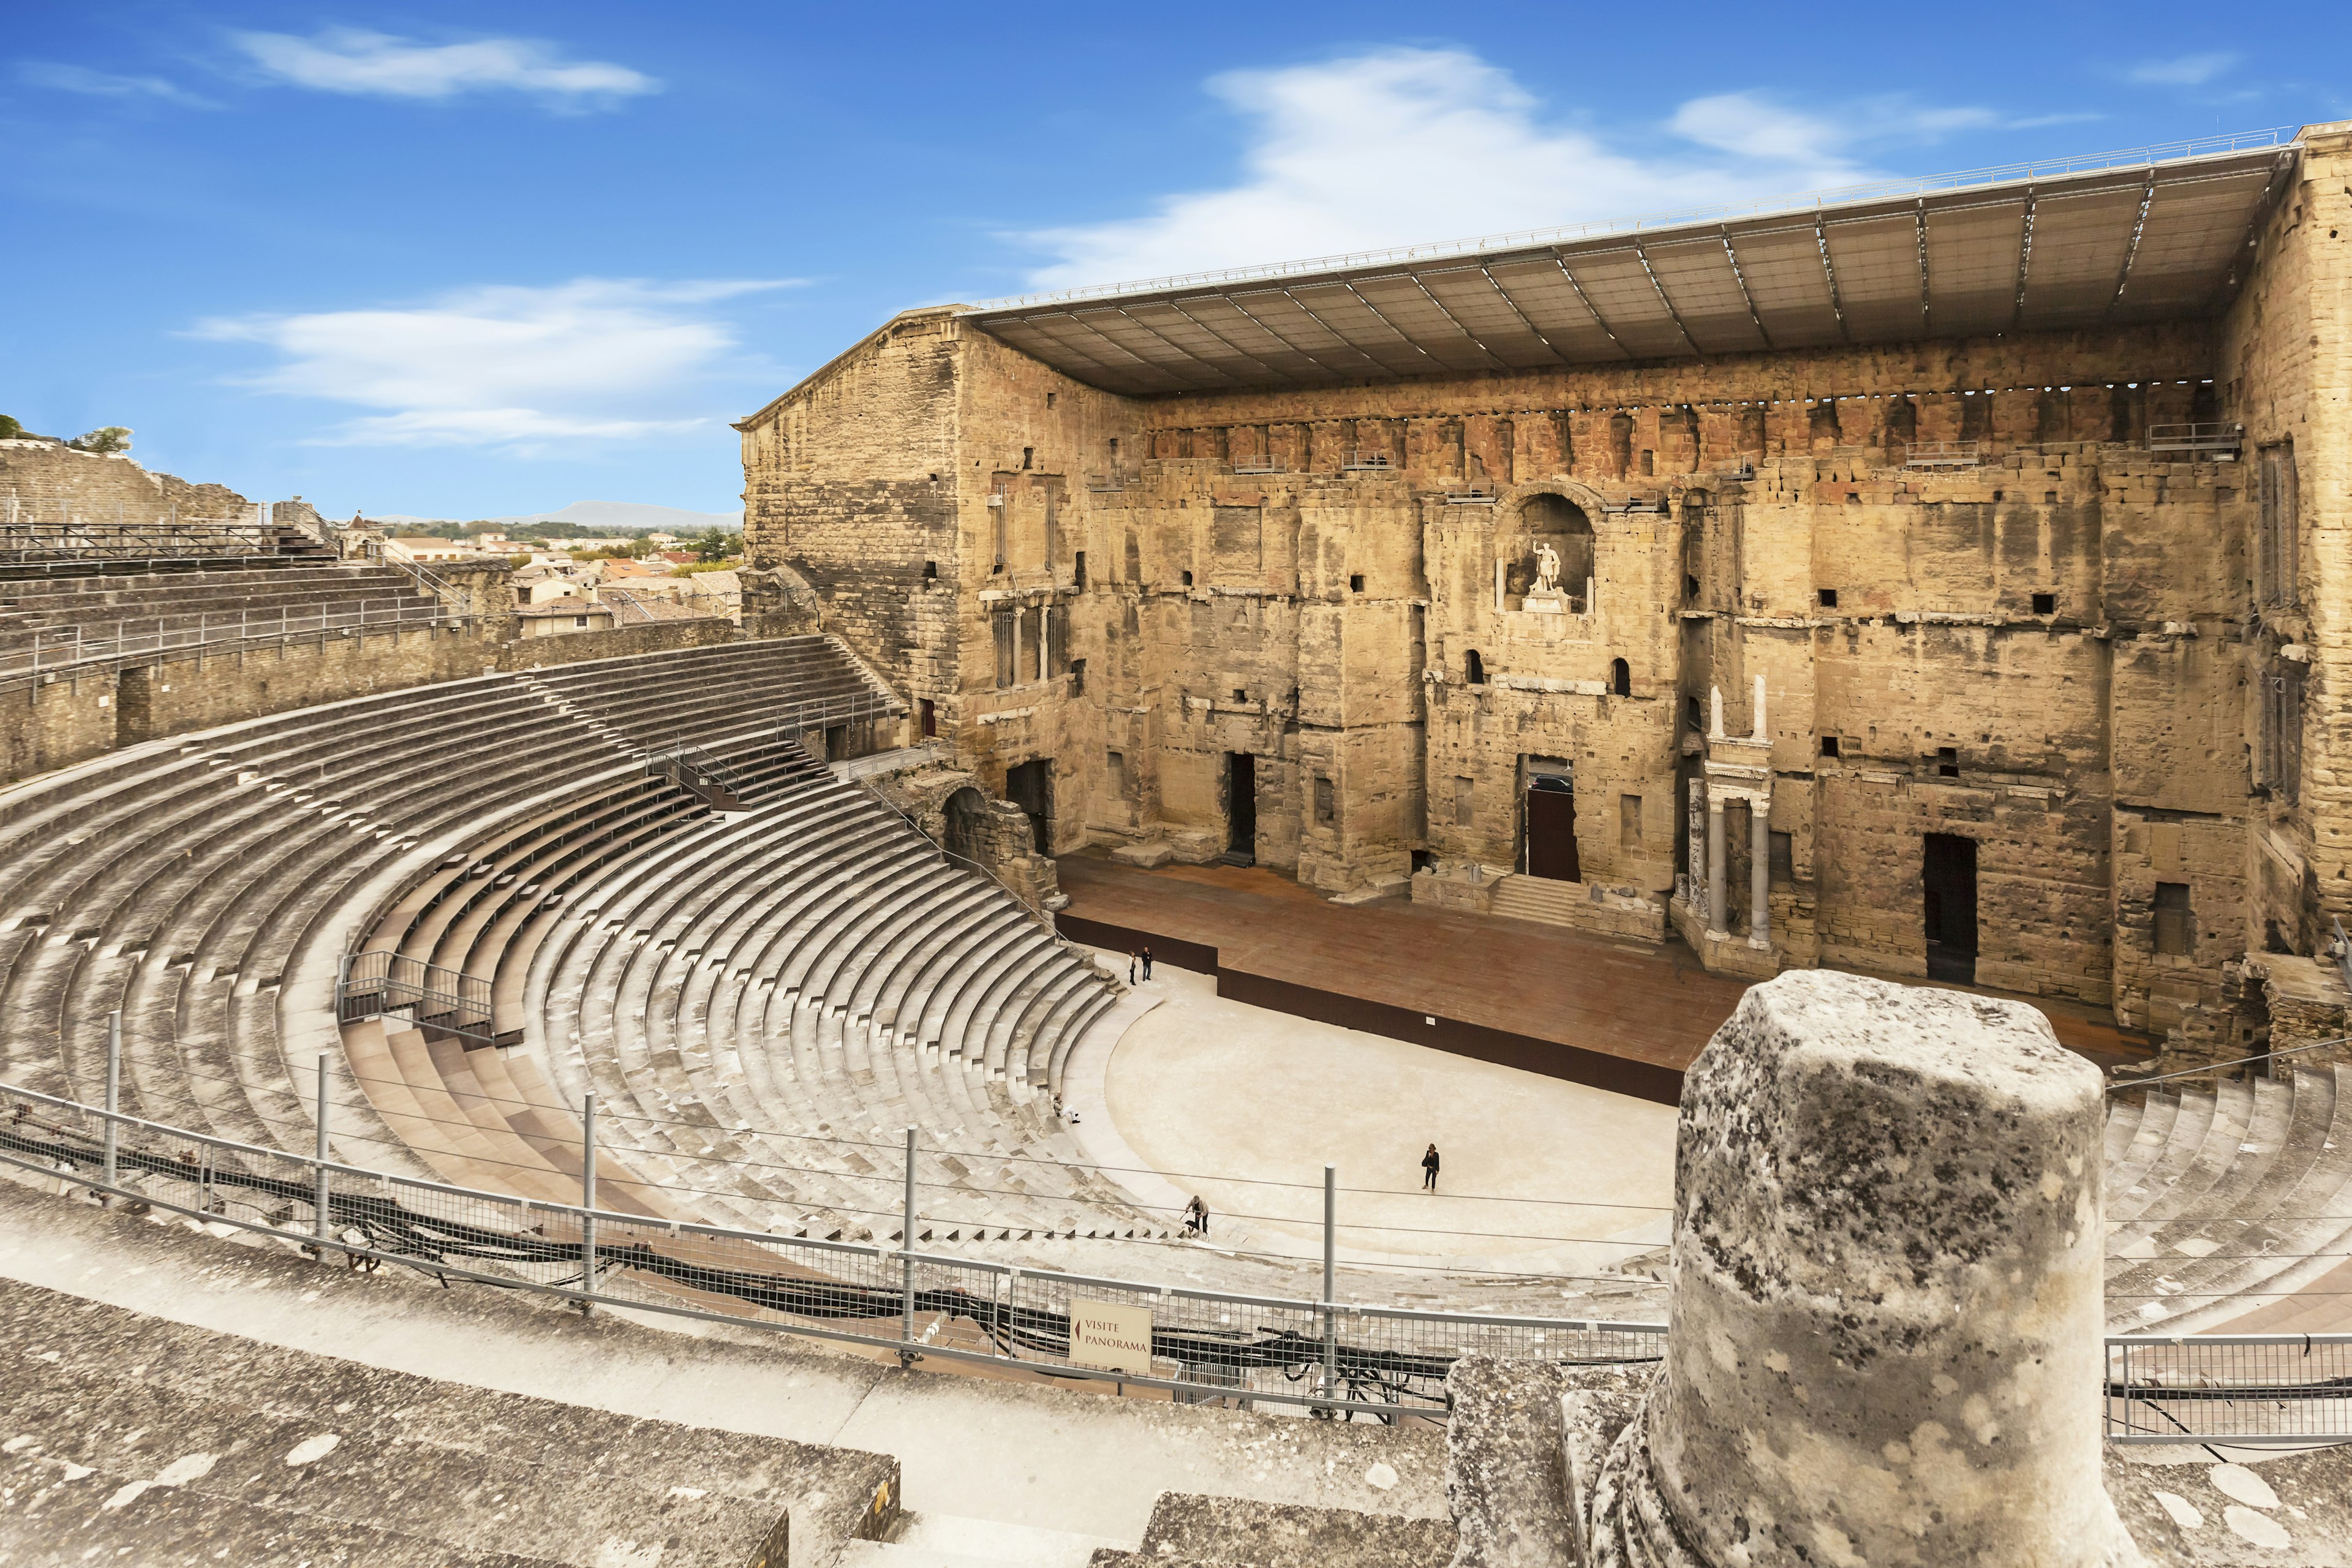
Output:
[1109,839,1176,868]
[1165,829,1222,864]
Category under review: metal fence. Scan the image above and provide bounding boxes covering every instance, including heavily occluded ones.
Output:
[0,1078,1665,1422]
[0,598,466,692]
[336,950,502,1046]
[0,517,284,567]
[2106,1335,2352,1446]
[1903,440,1983,469]
[2147,421,2244,456]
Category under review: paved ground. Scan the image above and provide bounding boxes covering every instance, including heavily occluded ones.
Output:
[1098,959,1675,1280]
[1057,852,2154,1071]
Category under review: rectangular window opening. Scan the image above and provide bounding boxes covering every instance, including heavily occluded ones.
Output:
[1936,745,1959,779]
[1619,794,1642,851]
[1349,573,1365,593]
[2154,881,2193,957]
[1817,588,1838,608]
[1314,776,1335,825]
[1769,830,1793,881]
[2031,591,2054,615]
[1819,734,1841,758]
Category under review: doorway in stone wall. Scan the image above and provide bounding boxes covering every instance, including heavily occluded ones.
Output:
[1006,759,1053,857]
[1922,832,1978,984]
[1224,753,1257,865]
[1525,774,1580,881]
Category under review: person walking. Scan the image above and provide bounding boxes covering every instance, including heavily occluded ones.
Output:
[1421,1143,1440,1191]
[1141,946,1154,981]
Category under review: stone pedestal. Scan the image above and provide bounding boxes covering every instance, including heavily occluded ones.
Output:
[1597,970,2140,1567]
[1520,589,1569,616]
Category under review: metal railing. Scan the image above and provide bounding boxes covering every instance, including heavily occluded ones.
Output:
[643,739,750,809]
[2147,422,2245,457]
[0,1077,1666,1421]
[780,687,900,747]
[1230,460,1287,476]
[961,128,2299,312]
[336,950,503,1046]
[2106,1334,2352,1446]
[0,518,287,565]
[1444,485,1497,505]
[0,597,466,693]
[10,1066,2345,1439]
[1904,440,1983,469]
[1340,448,1395,471]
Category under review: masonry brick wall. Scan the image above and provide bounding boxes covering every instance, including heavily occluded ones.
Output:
[740,128,2352,1051]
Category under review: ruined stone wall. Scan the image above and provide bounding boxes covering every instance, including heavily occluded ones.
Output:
[0,440,257,530]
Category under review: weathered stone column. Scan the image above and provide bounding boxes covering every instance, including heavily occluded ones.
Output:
[1684,777,1707,914]
[1748,797,1770,946]
[1705,797,1727,935]
[1594,971,2138,1567]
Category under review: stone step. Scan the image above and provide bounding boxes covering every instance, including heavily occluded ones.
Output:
[845,1510,1125,1567]
[1129,1494,1455,1568]
[0,1449,565,1567]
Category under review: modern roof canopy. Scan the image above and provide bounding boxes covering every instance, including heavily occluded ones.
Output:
[957,129,2301,397]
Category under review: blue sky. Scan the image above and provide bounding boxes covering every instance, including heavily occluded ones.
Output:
[4,4,2342,520]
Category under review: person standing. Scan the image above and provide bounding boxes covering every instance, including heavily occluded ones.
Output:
[1421,1143,1440,1191]
[1141,946,1154,981]
[1127,950,1138,985]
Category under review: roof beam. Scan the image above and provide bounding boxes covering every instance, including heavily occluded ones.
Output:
[1813,216,1850,343]
[2103,171,2160,321]
[1718,228,1774,350]
[2011,188,2039,326]
[1632,242,1703,358]
[1914,200,1932,334]
[1477,263,1572,364]
[1551,256,1629,357]
[1219,293,1347,381]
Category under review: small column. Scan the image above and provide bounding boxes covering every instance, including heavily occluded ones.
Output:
[1592,971,2136,1565]
[1684,777,1706,911]
[1706,796,1727,935]
[1749,796,1771,948]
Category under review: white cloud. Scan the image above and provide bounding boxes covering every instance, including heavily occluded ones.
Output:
[17,61,214,107]
[232,28,657,108]
[192,278,790,451]
[2127,53,2239,87]
[1016,50,2060,291]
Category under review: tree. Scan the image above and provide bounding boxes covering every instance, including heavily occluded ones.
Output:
[690,527,738,563]
[66,426,132,453]
[0,415,23,440]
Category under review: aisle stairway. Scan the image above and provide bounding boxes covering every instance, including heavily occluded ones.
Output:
[2103,1064,2352,1333]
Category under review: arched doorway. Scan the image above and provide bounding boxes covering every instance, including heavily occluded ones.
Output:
[1504,493,1596,612]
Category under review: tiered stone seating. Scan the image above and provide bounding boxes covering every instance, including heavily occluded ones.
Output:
[0,638,886,1207]
[517,780,1138,1250]
[2103,1065,2352,1332]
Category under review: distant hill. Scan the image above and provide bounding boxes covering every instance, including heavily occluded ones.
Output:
[369,500,741,534]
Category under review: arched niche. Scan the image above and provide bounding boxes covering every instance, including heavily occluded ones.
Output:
[1499,490,1596,612]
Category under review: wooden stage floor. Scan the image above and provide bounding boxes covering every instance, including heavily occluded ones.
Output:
[1055,852,2152,1079]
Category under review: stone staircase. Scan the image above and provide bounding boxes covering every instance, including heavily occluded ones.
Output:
[1487,872,1582,929]
[2103,1063,2352,1333]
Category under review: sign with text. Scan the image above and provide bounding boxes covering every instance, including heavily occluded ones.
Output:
[1066,1296,1155,1376]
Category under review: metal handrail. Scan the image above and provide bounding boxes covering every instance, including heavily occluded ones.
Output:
[335,949,502,1046]
[2108,1033,2350,1091]
[2146,421,2245,455]
[1904,440,1983,468]
[0,597,468,693]
[0,1074,1669,1421]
